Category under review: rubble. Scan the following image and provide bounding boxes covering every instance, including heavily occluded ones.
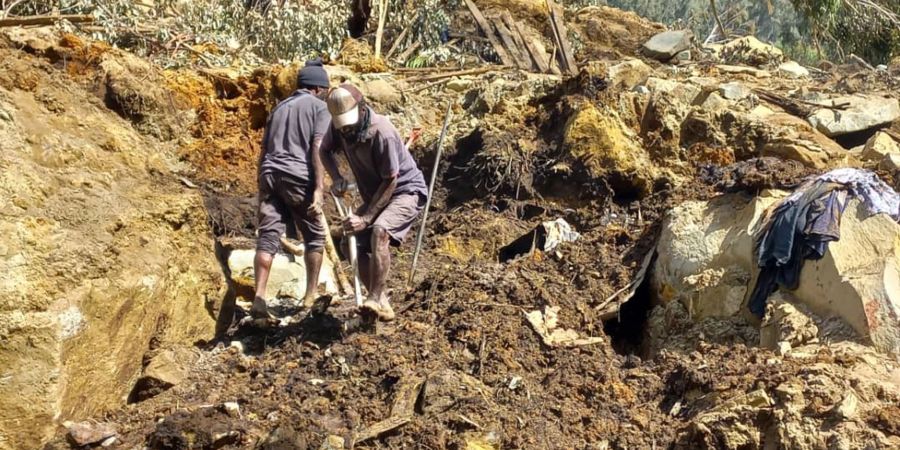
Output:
[65,421,117,447]
[777,61,810,78]
[861,131,900,163]
[525,306,604,347]
[715,35,785,66]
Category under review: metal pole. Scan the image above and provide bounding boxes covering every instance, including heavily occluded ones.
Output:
[408,101,453,286]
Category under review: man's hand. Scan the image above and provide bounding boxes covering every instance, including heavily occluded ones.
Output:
[307,189,324,216]
[342,214,370,234]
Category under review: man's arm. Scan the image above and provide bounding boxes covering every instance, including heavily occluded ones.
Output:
[358,176,397,223]
[320,126,345,189]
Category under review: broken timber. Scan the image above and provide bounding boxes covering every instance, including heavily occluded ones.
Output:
[464,0,515,67]
[0,14,94,27]
[463,0,554,73]
[545,0,577,75]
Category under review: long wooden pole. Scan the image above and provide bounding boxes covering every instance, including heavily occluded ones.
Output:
[408,101,453,287]
[374,0,387,59]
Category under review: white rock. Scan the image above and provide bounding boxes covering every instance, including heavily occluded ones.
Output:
[607,58,653,89]
[445,77,472,93]
[778,61,810,78]
[835,391,859,420]
[223,401,241,418]
[808,96,900,137]
[718,82,752,100]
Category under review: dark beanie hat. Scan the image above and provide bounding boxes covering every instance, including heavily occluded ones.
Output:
[297,58,329,89]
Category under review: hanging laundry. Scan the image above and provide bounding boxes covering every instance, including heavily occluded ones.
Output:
[748,169,900,317]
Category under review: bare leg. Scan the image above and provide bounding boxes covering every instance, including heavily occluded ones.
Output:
[357,249,373,293]
[303,248,324,308]
[252,251,274,318]
[363,226,394,321]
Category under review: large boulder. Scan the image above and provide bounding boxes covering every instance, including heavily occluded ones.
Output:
[808,95,900,137]
[642,30,692,61]
[606,58,654,90]
[654,192,900,353]
[761,113,848,169]
[563,101,657,196]
[716,36,784,66]
[861,131,900,163]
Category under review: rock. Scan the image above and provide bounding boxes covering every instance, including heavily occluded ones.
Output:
[835,391,859,420]
[445,77,473,93]
[701,92,729,112]
[319,435,346,450]
[607,58,653,89]
[759,295,819,352]
[362,78,401,107]
[808,95,900,137]
[66,421,117,447]
[642,30,693,61]
[880,153,900,172]
[716,64,771,78]
[718,35,784,66]
[130,347,197,402]
[525,305,604,347]
[563,102,657,196]
[654,193,900,353]
[632,85,650,95]
[761,113,847,169]
[861,132,900,162]
[674,50,691,63]
[0,107,11,122]
[227,249,338,301]
[223,402,240,418]
[646,77,702,105]
[718,82,752,100]
[778,61,810,78]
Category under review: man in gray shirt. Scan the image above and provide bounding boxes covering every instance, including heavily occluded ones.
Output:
[322,83,428,321]
[253,59,331,319]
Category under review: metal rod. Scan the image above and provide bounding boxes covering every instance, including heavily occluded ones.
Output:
[332,193,363,307]
[408,101,453,287]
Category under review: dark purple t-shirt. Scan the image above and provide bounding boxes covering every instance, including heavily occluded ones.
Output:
[322,108,427,204]
[259,89,330,181]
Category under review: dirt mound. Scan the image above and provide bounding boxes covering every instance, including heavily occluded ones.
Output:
[570,6,666,61]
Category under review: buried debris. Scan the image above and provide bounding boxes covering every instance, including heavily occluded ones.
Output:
[525,306,604,347]
[65,421,117,447]
[499,218,580,262]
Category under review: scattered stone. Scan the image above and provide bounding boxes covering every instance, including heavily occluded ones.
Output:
[718,35,784,66]
[861,132,900,163]
[807,95,900,137]
[642,30,693,61]
[223,402,241,418]
[762,113,847,169]
[835,391,859,420]
[229,341,245,353]
[718,82,752,100]
[65,421,117,447]
[525,305,604,347]
[880,153,900,172]
[607,58,653,89]
[319,435,346,450]
[632,85,650,95]
[0,107,11,122]
[101,436,118,447]
[129,347,197,402]
[674,50,691,63]
[716,64,771,78]
[760,295,819,352]
[701,92,729,112]
[646,77,702,104]
[778,61,810,78]
[361,78,401,107]
[445,77,473,93]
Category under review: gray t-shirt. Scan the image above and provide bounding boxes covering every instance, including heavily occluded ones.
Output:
[322,108,428,204]
[259,89,330,181]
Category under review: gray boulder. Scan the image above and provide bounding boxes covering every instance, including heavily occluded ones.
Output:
[642,30,693,61]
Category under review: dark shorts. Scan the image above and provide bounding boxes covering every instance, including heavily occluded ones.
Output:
[356,193,424,253]
[257,171,325,255]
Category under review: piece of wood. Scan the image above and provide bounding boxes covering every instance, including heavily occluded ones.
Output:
[545,0,577,75]
[0,14,94,27]
[402,66,501,83]
[463,0,514,67]
[709,0,728,40]
[386,24,411,59]
[500,13,533,70]
[374,0,387,59]
[396,38,421,64]
[319,213,353,295]
[390,376,425,417]
[493,20,529,70]
[353,415,411,445]
[513,20,550,73]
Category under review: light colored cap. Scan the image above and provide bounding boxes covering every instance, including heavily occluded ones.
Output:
[327,84,363,128]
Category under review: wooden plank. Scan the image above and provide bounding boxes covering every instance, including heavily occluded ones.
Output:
[513,19,549,73]
[0,14,94,27]
[352,415,411,445]
[463,0,514,67]
[402,66,502,83]
[493,20,529,70]
[544,0,577,75]
[501,13,534,70]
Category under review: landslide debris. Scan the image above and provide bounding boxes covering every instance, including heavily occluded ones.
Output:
[4,3,900,450]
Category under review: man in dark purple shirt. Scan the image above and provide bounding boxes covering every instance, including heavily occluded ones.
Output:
[322,84,427,321]
[253,60,331,319]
